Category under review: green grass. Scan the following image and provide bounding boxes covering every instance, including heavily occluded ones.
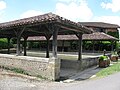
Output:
[0,66,29,75]
[96,62,120,77]
[58,55,78,60]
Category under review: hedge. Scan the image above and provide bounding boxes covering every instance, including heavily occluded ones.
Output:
[0,38,13,49]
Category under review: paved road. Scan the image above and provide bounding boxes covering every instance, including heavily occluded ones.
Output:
[55,72,120,90]
[0,72,120,90]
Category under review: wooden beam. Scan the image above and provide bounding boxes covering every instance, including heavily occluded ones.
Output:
[57,24,82,33]
[7,37,11,54]
[23,36,28,56]
[52,27,59,58]
[44,34,52,58]
[16,36,21,55]
[76,33,82,61]
[16,27,26,55]
[92,40,95,53]
[111,41,115,51]
[62,40,65,52]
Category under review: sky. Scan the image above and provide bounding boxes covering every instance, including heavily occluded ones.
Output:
[0,0,120,26]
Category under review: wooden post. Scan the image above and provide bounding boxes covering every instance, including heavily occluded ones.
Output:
[111,41,114,51]
[16,37,21,55]
[45,34,51,58]
[23,37,28,56]
[115,41,117,50]
[52,29,58,58]
[46,39,50,58]
[7,37,11,54]
[92,40,95,53]
[15,27,25,56]
[62,40,64,52]
[76,33,82,61]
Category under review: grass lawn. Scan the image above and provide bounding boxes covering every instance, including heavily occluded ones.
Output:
[27,52,78,60]
[96,61,120,77]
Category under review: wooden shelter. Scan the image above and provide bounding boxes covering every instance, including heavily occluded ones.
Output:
[25,32,118,52]
[0,12,92,60]
[26,32,118,41]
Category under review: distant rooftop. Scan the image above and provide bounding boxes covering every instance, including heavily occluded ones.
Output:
[79,22,120,28]
[26,32,118,41]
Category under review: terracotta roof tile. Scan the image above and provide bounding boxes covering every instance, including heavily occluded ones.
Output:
[79,22,120,28]
[26,32,118,41]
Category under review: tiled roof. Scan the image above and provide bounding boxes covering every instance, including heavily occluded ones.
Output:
[83,32,118,40]
[0,13,92,34]
[26,32,118,41]
[79,22,120,28]
[0,12,60,28]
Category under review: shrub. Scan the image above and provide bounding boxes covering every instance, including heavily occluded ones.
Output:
[107,31,119,38]
[28,42,41,49]
[99,55,109,61]
[0,38,13,49]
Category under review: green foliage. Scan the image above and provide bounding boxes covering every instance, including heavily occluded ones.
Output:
[28,42,47,49]
[107,31,119,38]
[71,41,78,50]
[0,66,29,75]
[99,55,109,61]
[96,62,120,77]
[37,75,47,80]
[0,38,13,49]
[83,41,116,51]
[116,42,120,49]
[11,68,29,75]
[82,41,93,50]
[101,41,113,51]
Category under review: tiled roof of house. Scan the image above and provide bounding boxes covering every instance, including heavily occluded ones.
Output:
[79,22,120,28]
[83,32,118,40]
[26,32,118,41]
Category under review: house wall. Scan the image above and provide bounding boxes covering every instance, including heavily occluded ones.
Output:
[0,54,60,80]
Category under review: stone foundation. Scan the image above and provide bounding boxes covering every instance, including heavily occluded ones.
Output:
[0,54,60,80]
[61,57,99,70]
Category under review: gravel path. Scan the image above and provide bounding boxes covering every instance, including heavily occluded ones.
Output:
[1,68,120,90]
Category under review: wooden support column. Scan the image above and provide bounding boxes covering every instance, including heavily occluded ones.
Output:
[52,29,58,58]
[7,37,11,54]
[98,41,101,52]
[92,40,95,53]
[45,34,51,58]
[16,37,21,55]
[62,40,65,52]
[115,41,117,50]
[23,36,28,56]
[15,27,26,56]
[111,41,114,51]
[76,33,83,61]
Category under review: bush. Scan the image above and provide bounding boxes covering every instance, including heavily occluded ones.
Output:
[99,55,109,61]
[28,42,40,49]
[83,41,115,51]
[0,38,13,49]
[107,31,119,38]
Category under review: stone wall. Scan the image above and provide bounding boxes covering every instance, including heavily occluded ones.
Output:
[61,57,99,70]
[0,54,60,80]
